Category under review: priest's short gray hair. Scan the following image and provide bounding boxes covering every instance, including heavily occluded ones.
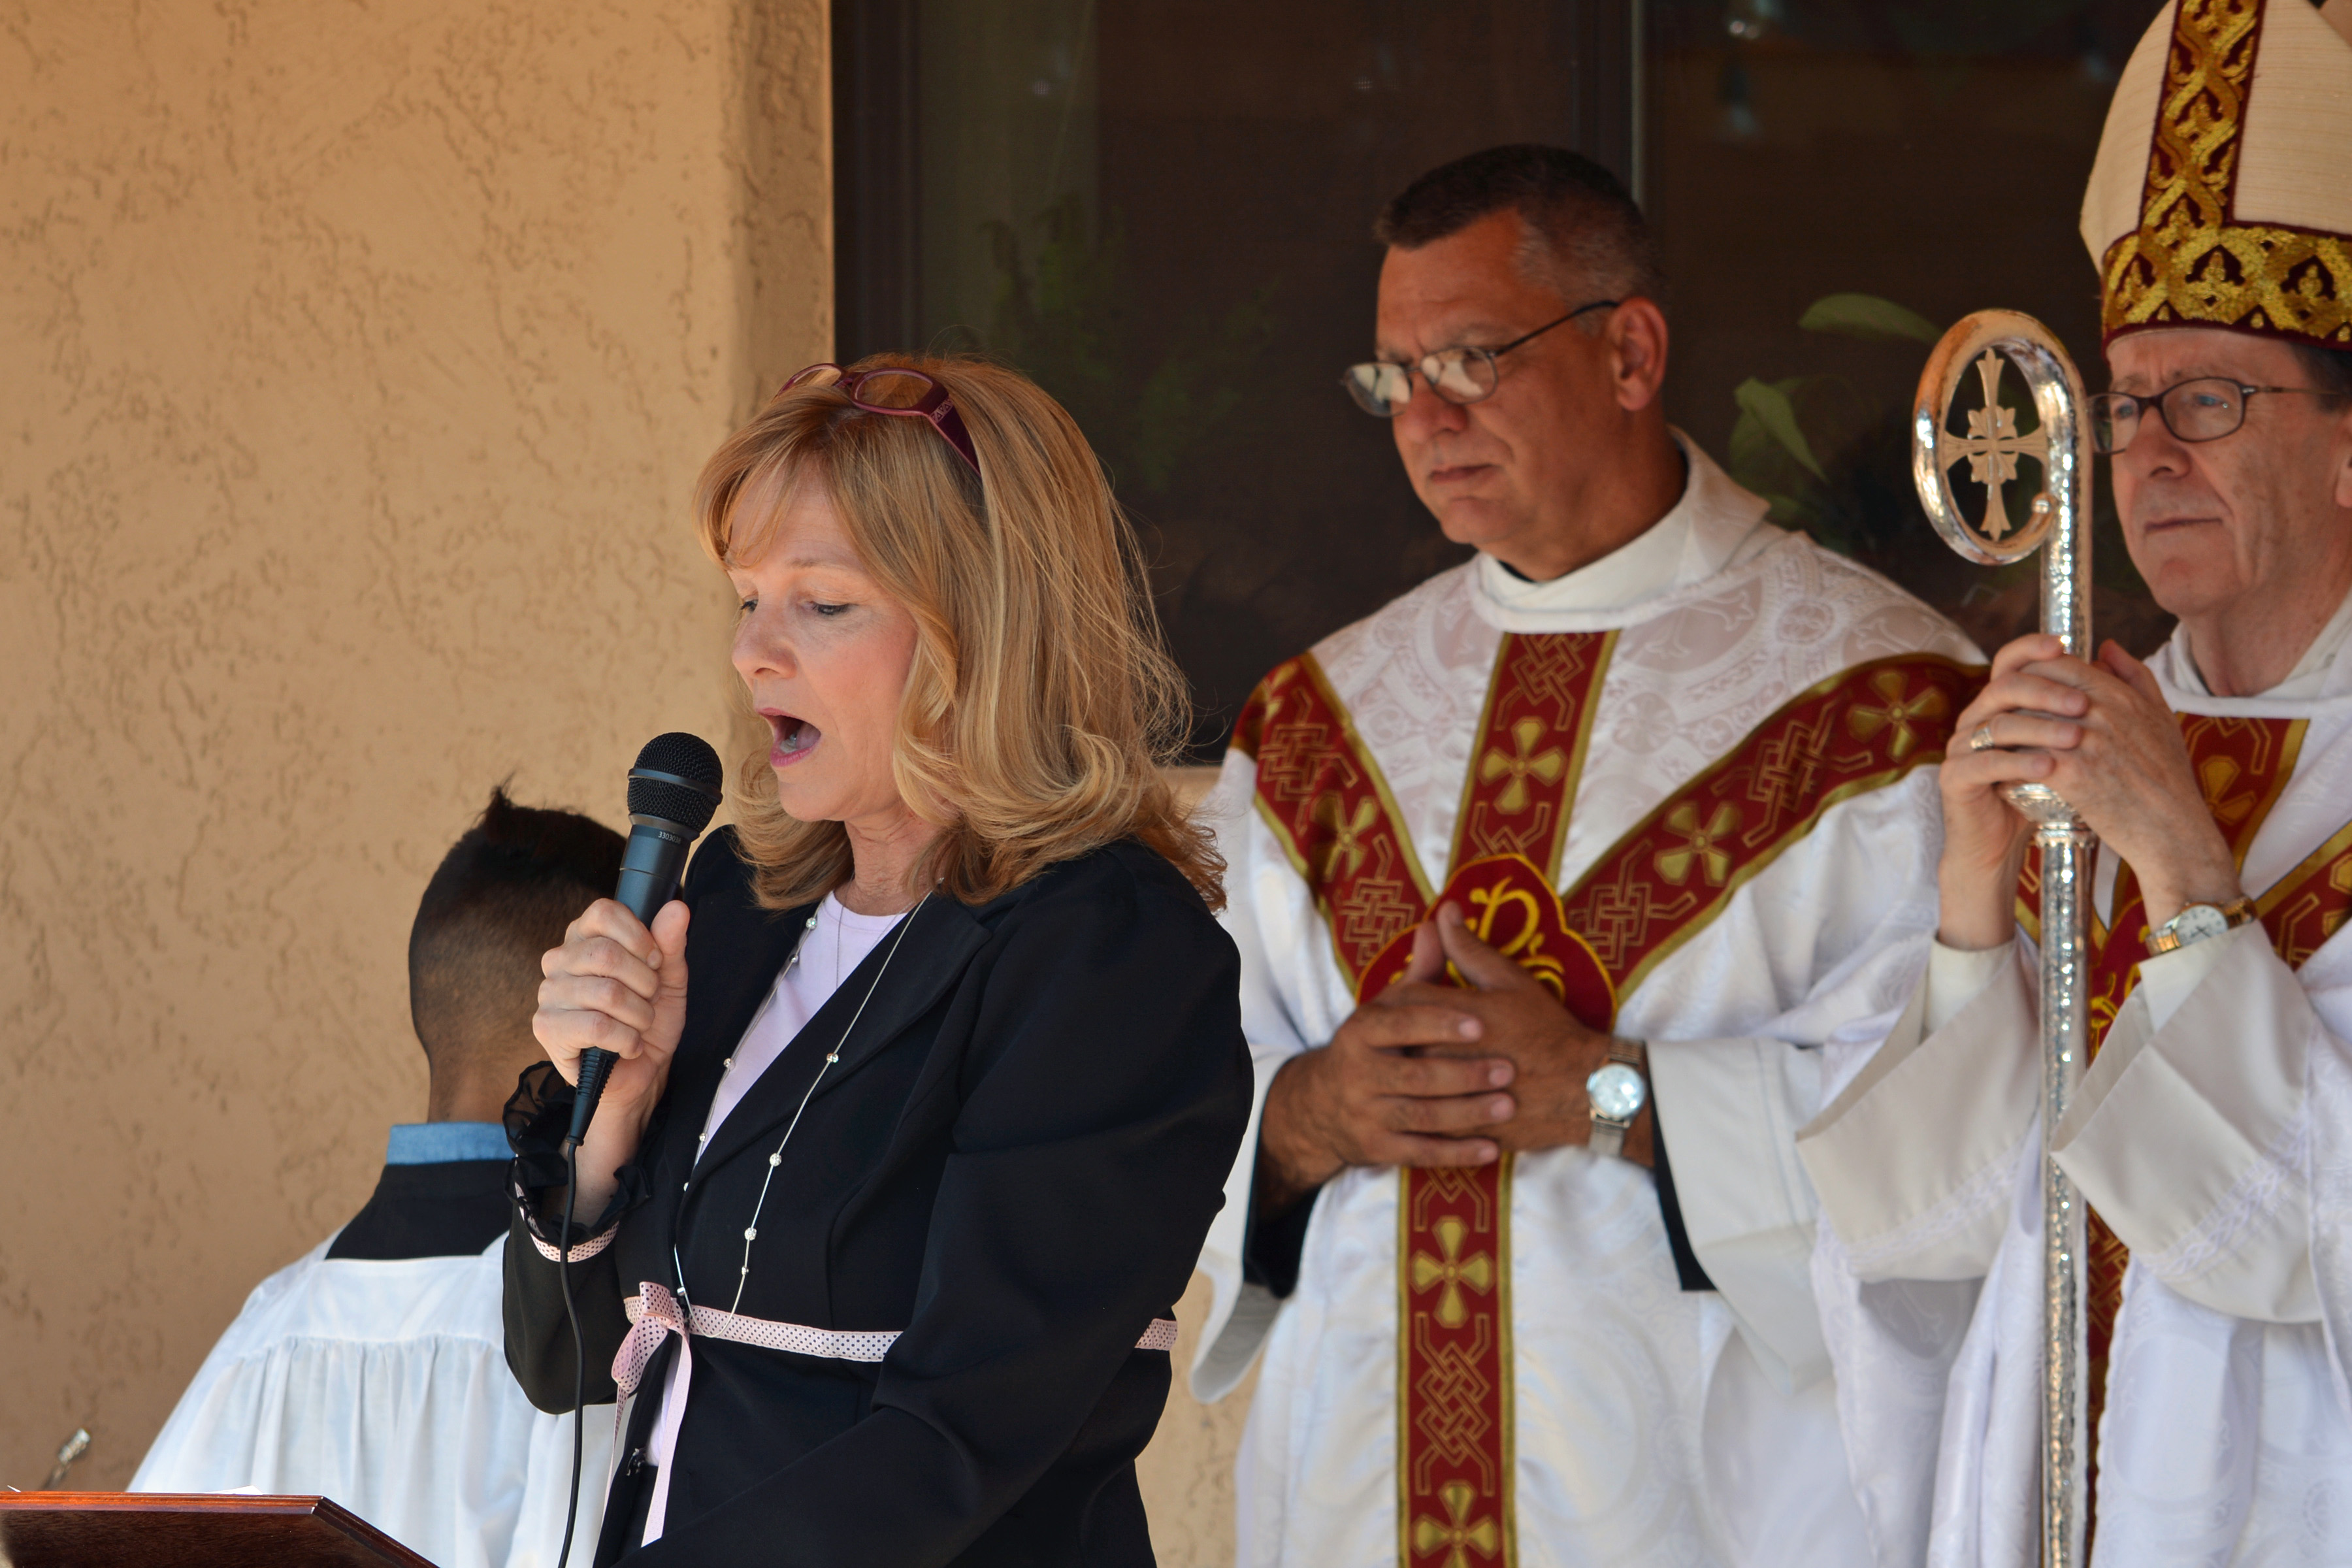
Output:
[1375,144,1665,330]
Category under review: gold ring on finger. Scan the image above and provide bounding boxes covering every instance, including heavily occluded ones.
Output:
[1969,722,1997,753]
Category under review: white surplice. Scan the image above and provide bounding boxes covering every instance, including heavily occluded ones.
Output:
[1191,436,1980,1567]
[1799,619,2352,1567]
[131,1233,611,1568]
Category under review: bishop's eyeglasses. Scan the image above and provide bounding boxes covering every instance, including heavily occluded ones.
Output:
[2089,377,2338,454]
[1343,299,1619,417]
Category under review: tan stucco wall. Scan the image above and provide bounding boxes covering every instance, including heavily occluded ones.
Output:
[1,1,1247,1556]
[0,0,828,1487]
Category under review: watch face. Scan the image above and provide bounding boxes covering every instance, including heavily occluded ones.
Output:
[1586,1062,1647,1122]
[2168,904,2232,945]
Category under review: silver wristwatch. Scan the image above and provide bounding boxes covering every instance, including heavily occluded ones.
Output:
[1585,1039,1648,1160]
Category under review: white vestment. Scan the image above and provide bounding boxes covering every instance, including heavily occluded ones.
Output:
[133,1232,612,1568]
[1800,623,2352,1567]
[1192,437,1980,1567]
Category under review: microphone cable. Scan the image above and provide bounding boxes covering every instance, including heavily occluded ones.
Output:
[557,1142,586,1568]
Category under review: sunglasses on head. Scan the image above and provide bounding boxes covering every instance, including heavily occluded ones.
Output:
[780,363,983,476]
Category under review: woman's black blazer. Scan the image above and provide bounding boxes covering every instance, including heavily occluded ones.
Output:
[503,829,1250,1567]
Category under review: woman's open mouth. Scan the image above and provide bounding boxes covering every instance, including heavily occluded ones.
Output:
[769,714,821,768]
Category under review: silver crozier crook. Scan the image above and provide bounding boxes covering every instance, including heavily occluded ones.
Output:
[1911,310,2094,1568]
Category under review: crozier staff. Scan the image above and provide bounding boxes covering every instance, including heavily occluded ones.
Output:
[504,356,1252,1566]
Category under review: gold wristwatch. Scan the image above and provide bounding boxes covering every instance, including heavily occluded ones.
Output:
[2146,895,2257,955]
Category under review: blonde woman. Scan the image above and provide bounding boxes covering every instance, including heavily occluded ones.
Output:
[504,357,1251,1566]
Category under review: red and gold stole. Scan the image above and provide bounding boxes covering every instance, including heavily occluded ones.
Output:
[2012,714,2352,1520]
[1233,637,1977,1568]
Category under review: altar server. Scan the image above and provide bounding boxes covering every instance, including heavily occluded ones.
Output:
[1188,143,1980,1567]
[1799,3,2352,1561]
[132,789,620,1566]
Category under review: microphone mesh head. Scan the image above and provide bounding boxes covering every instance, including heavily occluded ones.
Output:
[628,732,725,834]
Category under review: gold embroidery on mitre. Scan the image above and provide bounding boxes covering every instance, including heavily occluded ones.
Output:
[2100,0,2352,347]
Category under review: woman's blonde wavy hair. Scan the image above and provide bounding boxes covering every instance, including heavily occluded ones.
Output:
[693,353,1222,912]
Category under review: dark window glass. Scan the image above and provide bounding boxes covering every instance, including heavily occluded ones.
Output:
[1647,0,2169,658]
[835,0,2168,755]
[837,1,1637,753]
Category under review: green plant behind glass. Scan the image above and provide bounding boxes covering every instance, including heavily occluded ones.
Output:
[983,193,1277,499]
[1726,292,1943,558]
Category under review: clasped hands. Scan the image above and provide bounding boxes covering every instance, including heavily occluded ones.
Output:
[1938,632,2243,951]
[1255,902,1648,1217]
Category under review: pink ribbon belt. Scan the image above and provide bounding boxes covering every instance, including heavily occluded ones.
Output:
[615,1281,1180,1397]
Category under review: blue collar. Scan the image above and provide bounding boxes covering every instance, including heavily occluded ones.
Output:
[385,1121,512,1165]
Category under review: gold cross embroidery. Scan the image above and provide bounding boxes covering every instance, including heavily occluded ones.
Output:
[1478,716,1568,815]
[1847,668,1950,762]
[1309,792,1379,881]
[1410,1479,1501,1568]
[1409,1215,1494,1330]
[1655,800,1739,887]
[2198,755,2259,827]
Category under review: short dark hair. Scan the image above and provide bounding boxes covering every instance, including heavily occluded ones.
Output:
[1374,144,1666,323]
[2291,341,2352,403]
[408,787,625,1082]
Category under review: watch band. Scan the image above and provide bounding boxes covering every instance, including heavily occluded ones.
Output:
[1586,1039,1648,1160]
[2145,894,2257,955]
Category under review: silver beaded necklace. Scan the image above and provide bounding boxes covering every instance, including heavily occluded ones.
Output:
[706,891,928,1313]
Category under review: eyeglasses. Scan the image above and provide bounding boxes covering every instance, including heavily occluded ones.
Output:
[2089,378,2337,454]
[1342,300,1619,418]
[781,363,982,475]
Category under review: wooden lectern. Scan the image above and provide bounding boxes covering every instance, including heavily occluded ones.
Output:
[0,1492,436,1567]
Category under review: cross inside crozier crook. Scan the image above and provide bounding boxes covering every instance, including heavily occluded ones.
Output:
[1937,347,2051,547]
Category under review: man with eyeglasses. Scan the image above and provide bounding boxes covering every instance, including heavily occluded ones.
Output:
[1799,1,2352,1560]
[1187,142,1980,1567]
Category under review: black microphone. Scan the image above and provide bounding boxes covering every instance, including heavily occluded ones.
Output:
[564,732,725,1152]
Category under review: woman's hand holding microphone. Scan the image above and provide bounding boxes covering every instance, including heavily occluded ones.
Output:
[532,898,693,1219]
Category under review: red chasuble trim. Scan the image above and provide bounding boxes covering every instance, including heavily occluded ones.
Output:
[1400,1158,1516,1568]
[1236,640,1974,1568]
[1236,630,1618,1568]
[1560,655,1980,998]
[1397,632,1612,1568]
[1235,653,1437,985]
[1452,631,1620,881]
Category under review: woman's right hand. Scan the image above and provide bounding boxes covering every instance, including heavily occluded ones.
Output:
[533,898,691,1209]
[1937,633,2088,951]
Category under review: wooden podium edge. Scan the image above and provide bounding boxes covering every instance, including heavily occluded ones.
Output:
[0,1493,436,1567]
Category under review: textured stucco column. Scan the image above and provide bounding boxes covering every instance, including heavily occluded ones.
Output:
[0,0,828,1489]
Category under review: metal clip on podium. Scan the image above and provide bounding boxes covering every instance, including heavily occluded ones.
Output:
[1911,309,2094,1568]
[0,1492,436,1568]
